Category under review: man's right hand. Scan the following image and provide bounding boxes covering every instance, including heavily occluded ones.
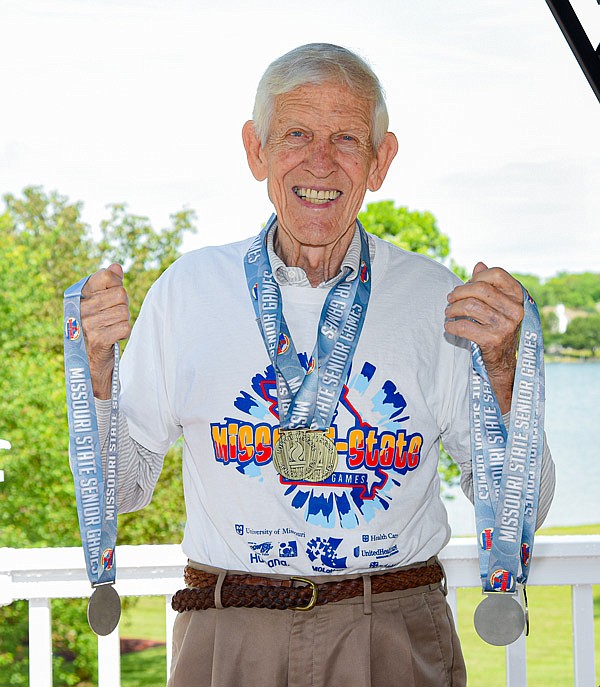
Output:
[80,263,131,399]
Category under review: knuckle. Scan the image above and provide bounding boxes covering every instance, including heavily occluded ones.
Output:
[117,304,131,321]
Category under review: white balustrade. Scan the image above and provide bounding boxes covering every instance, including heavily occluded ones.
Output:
[0,536,598,686]
[0,438,9,483]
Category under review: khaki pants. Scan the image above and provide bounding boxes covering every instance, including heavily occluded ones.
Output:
[168,579,466,687]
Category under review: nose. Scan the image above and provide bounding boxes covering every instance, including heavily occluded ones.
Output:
[304,136,337,177]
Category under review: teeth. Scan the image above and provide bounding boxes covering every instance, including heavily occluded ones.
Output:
[294,187,341,204]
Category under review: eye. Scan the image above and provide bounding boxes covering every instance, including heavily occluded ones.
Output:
[335,133,360,145]
[288,130,306,138]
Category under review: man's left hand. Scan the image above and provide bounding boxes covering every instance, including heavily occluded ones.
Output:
[445,262,524,414]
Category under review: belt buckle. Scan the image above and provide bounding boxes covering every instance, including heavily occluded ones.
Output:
[290,577,318,611]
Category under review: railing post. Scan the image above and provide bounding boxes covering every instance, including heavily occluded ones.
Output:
[572,584,596,686]
[98,627,121,687]
[0,438,10,485]
[29,598,52,687]
[505,632,527,686]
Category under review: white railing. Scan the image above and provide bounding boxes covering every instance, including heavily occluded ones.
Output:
[0,535,598,687]
[0,439,9,483]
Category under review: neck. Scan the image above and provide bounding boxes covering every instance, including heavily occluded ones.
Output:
[273,224,355,287]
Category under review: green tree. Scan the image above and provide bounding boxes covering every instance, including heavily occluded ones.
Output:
[544,272,600,310]
[359,200,450,260]
[0,187,194,685]
[562,314,600,355]
[540,309,562,346]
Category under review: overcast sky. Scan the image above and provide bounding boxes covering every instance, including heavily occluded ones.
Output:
[1,0,598,278]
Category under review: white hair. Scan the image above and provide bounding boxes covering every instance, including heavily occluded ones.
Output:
[252,43,389,151]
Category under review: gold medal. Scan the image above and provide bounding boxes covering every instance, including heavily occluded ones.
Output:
[273,430,338,482]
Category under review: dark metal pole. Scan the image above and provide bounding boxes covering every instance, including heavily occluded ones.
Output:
[545,0,600,104]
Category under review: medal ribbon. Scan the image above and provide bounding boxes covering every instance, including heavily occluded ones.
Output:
[470,287,544,593]
[64,277,118,587]
[244,215,371,431]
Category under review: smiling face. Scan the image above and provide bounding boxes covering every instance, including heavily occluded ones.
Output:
[243,82,398,252]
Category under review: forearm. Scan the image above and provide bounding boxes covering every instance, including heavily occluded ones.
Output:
[90,361,115,401]
[488,362,516,416]
[95,398,165,513]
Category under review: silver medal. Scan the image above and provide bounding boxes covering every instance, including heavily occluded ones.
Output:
[87,584,121,636]
[474,593,525,646]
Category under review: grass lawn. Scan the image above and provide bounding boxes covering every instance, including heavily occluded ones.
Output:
[121,646,167,687]
[120,596,167,687]
[119,524,599,686]
[120,596,167,643]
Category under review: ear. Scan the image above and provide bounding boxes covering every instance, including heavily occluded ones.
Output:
[242,120,268,181]
[367,132,398,192]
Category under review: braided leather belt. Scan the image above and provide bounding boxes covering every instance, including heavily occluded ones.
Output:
[171,561,444,613]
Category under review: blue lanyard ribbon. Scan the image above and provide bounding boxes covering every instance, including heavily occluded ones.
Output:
[64,277,118,587]
[244,215,371,431]
[470,287,545,593]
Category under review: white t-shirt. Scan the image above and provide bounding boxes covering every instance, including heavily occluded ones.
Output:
[120,233,472,576]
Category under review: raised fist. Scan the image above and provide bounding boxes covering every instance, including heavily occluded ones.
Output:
[80,264,131,399]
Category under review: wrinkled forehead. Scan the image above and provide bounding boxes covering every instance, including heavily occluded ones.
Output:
[271,82,375,133]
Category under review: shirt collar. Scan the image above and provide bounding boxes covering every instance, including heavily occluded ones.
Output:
[267,221,365,288]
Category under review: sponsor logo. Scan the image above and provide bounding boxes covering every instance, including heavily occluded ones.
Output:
[249,541,274,557]
[251,283,258,300]
[359,261,369,283]
[277,333,290,355]
[249,553,290,568]
[521,542,531,567]
[279,541,298,558]
[490,569,514,592]
[235,524,244,535]
[480,528,494,551]
[65,317,81,341]
[306,537,347,571]
[354,543,399,560]
[364,532,398,542]
[101,548,114,571]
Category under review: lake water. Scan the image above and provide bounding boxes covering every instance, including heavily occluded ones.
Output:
[444,361,600,535]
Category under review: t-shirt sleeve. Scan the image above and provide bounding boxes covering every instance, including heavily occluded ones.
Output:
[119,276,183,455]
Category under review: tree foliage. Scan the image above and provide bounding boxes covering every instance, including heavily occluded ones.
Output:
[0,187,194,684]
[359,200,468,281]
[562,314,600,355]
[513,272,600,311]
[514,272,600,351]
[359,200,450,261]
[544,272,600,310]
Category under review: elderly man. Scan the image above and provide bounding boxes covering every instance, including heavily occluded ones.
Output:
[81,44,554,686]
